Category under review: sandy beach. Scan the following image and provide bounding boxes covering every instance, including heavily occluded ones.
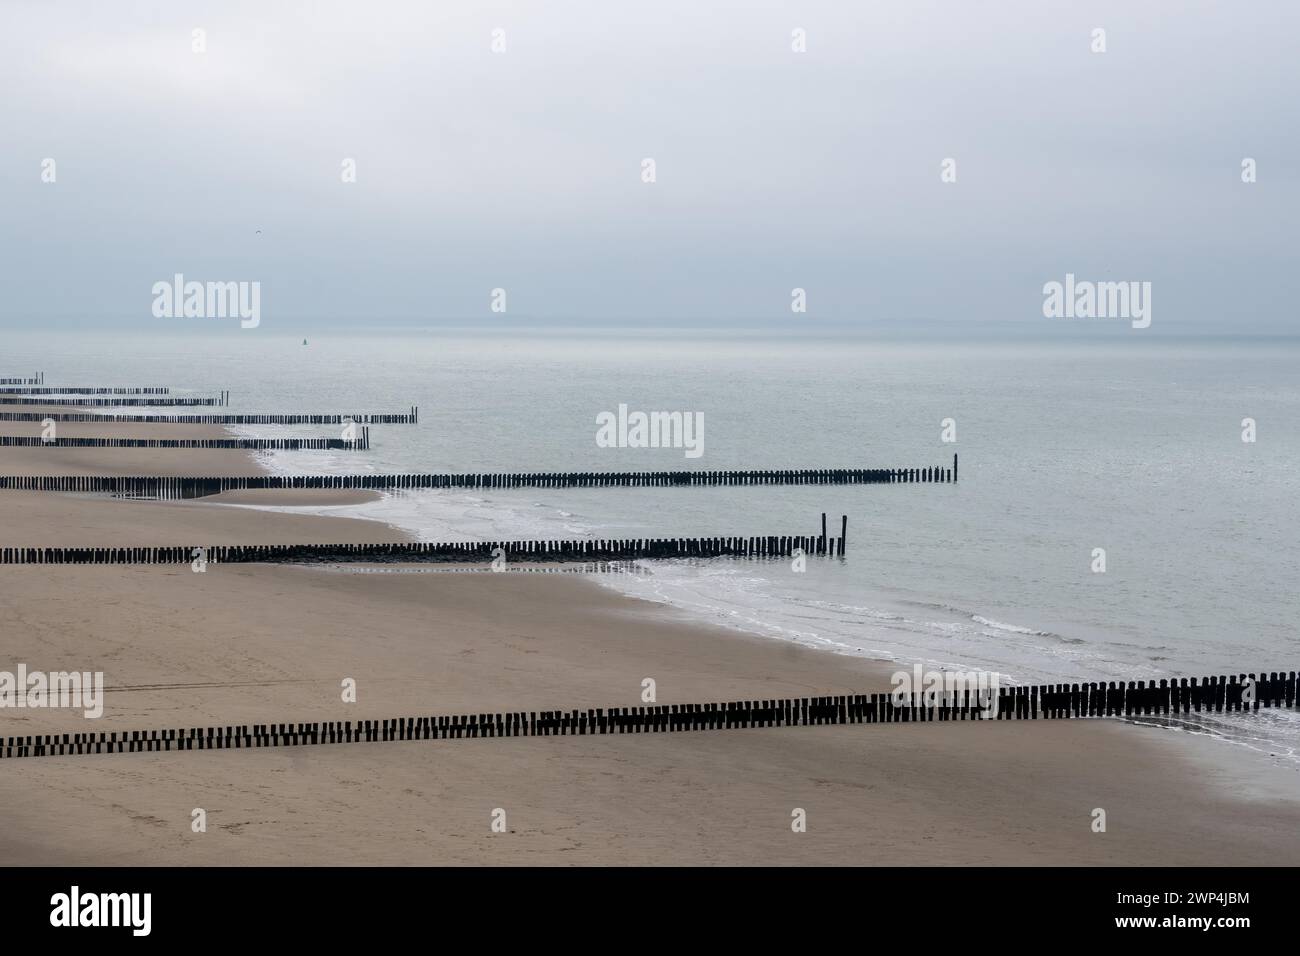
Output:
[2,427,1299,865]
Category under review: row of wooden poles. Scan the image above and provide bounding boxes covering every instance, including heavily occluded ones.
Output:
[3,670,1294,760]
[0,385,169,394]
[0,381,410,422]
[0,459,957,499]
[354,561,653,575]
[0,394,227,406]
[0,407,418,424]
[0,519,850,564]
[0,429,371,450]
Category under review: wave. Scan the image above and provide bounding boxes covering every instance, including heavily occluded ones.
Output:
[971,614,1053,636]
[903,600,1083,645]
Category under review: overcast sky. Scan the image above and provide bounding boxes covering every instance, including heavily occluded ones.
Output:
[1,0,1296,332]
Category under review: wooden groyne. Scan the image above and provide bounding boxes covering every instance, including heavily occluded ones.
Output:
[0,429,370,451]
[1,669,1293,760]
[0,395,226,407]
[0,386,170,395]
[321,561,654,576]
[0,373,43,385]
[0,456,957,499]
[0,521,849,564]
[0,407,418,425]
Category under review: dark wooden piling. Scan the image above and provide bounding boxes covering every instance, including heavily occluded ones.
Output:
[0,666,1292,761]
[0,386,171,395]
[0,465,956,498]
[0,435,369,451]
[0,395,226,407]
[0,519,847,565]
[0,410,415,425]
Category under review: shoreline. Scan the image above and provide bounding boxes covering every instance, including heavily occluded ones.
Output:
[1,427,1298,864]
[204,484,1300,773]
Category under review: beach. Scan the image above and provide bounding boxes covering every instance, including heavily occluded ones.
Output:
[2,413,1299,865]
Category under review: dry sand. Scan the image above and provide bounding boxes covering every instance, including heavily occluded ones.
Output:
[1,420,1298,865]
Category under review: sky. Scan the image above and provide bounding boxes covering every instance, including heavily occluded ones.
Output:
[1,0,1297,332]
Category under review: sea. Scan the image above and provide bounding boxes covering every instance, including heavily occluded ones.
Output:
[6,326,1299,764]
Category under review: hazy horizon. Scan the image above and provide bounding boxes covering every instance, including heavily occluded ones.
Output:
[3,0,1297,333]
